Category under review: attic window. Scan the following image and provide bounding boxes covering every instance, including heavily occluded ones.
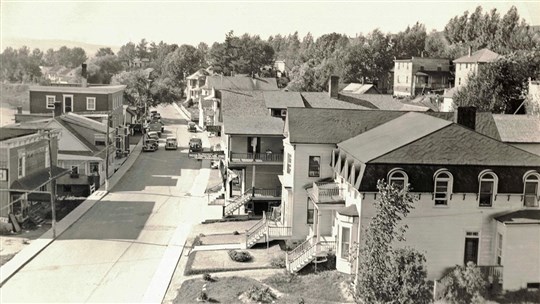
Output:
[388,168,408,189]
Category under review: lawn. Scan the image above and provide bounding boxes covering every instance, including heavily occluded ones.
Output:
[199,233,245,245]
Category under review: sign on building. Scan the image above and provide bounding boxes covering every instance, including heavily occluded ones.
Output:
[188,151,225,160]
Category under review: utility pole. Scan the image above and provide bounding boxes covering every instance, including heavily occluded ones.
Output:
[46,131,57,238]
[105,113,110,191]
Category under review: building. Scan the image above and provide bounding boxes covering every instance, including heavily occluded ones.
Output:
[0,128,66,227]
[393,57,451,97]
[492,114,540,156]
[185,69,210,102]
[527,78,540,114]
[341,83,381,95]
[454,48,500,88]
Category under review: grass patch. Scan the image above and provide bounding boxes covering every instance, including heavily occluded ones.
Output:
[174,276,266,304]
[199,233,244,245]
[0,253,16,267]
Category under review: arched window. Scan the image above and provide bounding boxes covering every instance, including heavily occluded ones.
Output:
[388,169,408,189]
[524,171,540,207]
[479,171,498,207]
[434,170,453,206]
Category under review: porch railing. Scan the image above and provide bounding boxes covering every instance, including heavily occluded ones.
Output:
[245,211,268,246]
[286,237,315,272]
[313,182,342,202]
[230,152,283,162]
[479,265,503,282]
[268,225,292,238]
[253,188,282,197]
[224,188,253,216]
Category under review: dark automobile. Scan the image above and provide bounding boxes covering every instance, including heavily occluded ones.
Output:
[189,137,203,152]
[187,122,197,132]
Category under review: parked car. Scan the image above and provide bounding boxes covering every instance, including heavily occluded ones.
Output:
[188,122,197,132]
[133,123,143,134]
[189,137,203,153]
[147,121,163,136]
[145,138,159,150]
[143,142,157,152]
[165,137,178,150]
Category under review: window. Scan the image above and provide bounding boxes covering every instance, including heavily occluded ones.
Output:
[458,78,461,85]
[39,184,47,192]
[340,226,351,259]
[89,162,100,174]
[71,166,79,175]
[465,63,468,69]
[46,95,56,109]
[420,66,424,71]
[497,233,503,265]
[18,153,25,178]
[406,76,408,83]
[308,156,320,177]
[524,171,540,207]
[287,153,292,174]
[388,169,407,189]
[307,199,314,224]
[479,171,497,207]
[94,134,106,146]
[86,97,96,110]
[434,170,453,206]
[63,95,73,113]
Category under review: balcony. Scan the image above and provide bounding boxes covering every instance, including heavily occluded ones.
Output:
[230,152,283,164]
[252,188,282,198]
[309,182,344,204]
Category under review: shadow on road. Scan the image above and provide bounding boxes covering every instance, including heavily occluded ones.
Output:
[58,200,155,241]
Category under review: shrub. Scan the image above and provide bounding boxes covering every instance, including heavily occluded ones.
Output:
[202,273,213,282]
[228,250,252,262]
[0,222,13,235]
[270,256,286,268]
[436,262,488,304]
[232,230,240,235]
[246,285,276,303]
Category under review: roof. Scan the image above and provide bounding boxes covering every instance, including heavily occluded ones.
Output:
[58,153,102,161]
[337,205,359,217]
[186,69,209,80]
[340,93,430,111]
[203,76,279,91]
[341,83,380,94]
[10,165,68,190]
[221,90,285,135]
[495,210,540,224]
[370,123,540,166]
[29,85,125,94]
[406,95,440,112]
[443,87,458,98]
[338,112,452,163]
[301,92,370,110]
[492,114,540,143]
[286,108,405,144]
[0,128,38,141]
[262,91,304,109]
[453,48,500,63]
[61,112,107,133]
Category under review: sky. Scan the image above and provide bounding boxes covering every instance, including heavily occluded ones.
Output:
[1,0,540,48]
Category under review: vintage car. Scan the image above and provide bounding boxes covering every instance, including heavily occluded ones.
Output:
[187,122,197,133]
[142,143,156,152]
[165,137,178,150]
[189,137,203,153]
[144,138,159,150]
[147,131,160,141]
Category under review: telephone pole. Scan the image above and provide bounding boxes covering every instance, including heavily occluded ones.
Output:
[46,131,57,238]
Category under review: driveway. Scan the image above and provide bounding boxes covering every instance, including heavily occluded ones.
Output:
[0,104,222,303]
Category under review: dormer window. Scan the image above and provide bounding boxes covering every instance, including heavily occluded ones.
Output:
[479,171,498,207]
[524,171,540,207]
[434,170,453,206]
[388,169,408,189]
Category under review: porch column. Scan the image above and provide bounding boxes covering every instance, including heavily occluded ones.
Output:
[251,165,256,196]
[241,169,245,194]
[316,209,321,243]
[313,207,319,242]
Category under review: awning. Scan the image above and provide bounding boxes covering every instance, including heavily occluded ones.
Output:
[415,71,429,76]
[337,205,359,217]
[10,166,70,190]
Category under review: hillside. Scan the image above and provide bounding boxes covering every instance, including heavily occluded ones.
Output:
[1,37,120,57]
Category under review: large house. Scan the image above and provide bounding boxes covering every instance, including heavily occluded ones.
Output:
[240,106,540,292]
[393,57,451,97]
[454,48,500,88]
[0,128,66,227]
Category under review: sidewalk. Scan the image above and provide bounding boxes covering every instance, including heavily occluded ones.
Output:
[0,138,143,286]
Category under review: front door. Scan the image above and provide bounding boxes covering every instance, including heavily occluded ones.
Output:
[64,95,73,113]
[464,237,479,265]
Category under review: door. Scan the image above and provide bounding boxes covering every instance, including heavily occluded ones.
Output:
[464,237,479,265]
[64,95,73,113]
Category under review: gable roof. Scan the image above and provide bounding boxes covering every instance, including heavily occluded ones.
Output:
[29,85,125,94]
[453,48,500,63]
[262,91,305,109]
[203,75,279,91]
[53,117,99,152]
[492,114,540,143]
[221,90,284,135]
[301,92,371,110]
[341,93,430,111]
[61,112,107,133]
[371,123,540,166]
[338,112,452,163]
[286,108,406,144]
[341,83,381,94]
[186,69,209,80]
[0,128,38,141]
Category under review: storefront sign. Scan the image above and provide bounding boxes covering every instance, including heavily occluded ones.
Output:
[188,151,225,160]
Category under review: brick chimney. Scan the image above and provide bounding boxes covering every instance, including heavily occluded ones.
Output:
[454,106,476,130]
[329,75,339,98]
[81,63,88,88]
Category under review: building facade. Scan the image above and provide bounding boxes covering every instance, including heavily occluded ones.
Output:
[454,48,500,89]
[393,57,451,97]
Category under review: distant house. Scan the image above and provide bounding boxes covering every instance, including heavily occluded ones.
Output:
[393,57,451,97]
[185,69,210,102]
[454,48,500,88]
[0,128,66,226]
[527,78,540,114]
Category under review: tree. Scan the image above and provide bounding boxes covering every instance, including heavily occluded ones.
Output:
[354,180,431,304]
[435,262,488,304]
[118,42,137,68]
[162,44,204,98]
[454,50,540,113]
[111,69,153,116]
[392,22,427,58]
[136,38,149,59]
[86,54,123,84]
[68,47,87,68]
[96,47,115,57]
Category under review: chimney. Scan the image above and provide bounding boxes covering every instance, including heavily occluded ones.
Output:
[53,101,62,117]
[329,75,339,98]
[454,106,476,130]
[468,46,472,57]
[81,63,88,88]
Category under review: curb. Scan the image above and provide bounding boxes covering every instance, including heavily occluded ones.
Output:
[0,139,143,287]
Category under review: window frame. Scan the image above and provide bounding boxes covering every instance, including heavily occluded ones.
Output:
[86,97,96,111]
[340,226,351,260]
[286,153,292,174]
[308,155,320,177]
[71,165,79,175]
[478,170,498,207]
[307,199,314,224]
[388,168,408,189]
[496,233,503,265]
[46,95,56,109]
[523,171,540,208]
[434,169,453,206]
[17,153,26,178]
[94,134,106,146]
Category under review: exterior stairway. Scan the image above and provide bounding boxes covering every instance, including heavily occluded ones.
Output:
[245,213,268,248]
[223,188,253,217]
[286,237,336,273]
[245,212,293,248]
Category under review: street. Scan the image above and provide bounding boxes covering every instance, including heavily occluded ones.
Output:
[0,104,222,303]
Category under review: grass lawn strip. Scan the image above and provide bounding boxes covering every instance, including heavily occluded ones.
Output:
[199,233,244,245]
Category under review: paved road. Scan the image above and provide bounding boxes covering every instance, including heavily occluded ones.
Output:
[0,104,222,303]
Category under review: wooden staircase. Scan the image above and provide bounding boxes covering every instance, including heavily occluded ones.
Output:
[245,212,292,248]
[286,238,336,273]
[224,188,253,217]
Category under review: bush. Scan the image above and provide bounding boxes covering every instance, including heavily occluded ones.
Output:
[246,285,276,303]
[270,256,286,268]
[0,222,13,235]
[202,273,213,282]
[436,262,488,304]
[232,230,240,235]
[228,250,252,262]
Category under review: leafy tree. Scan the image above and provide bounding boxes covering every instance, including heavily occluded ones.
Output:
[96,47,115,57]
[68,47,87,68]
[136,38,149,59]
[111,69,153,116]
[286,62,317,91]
[162,44,204,98]
[435,262,488,304]
[86,54,123,84]
[0,46,43,82]
[118,42,137,68]
[354,180,431,304]
[391,22,427,58]
[454,50,540,113]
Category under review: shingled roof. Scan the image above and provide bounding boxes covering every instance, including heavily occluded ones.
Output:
[203,76,279,91]
[453,48,500,63]
[262,91,304,109]
[301,92,371,110]
[0,128,38,141]
[492,114,540,143]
